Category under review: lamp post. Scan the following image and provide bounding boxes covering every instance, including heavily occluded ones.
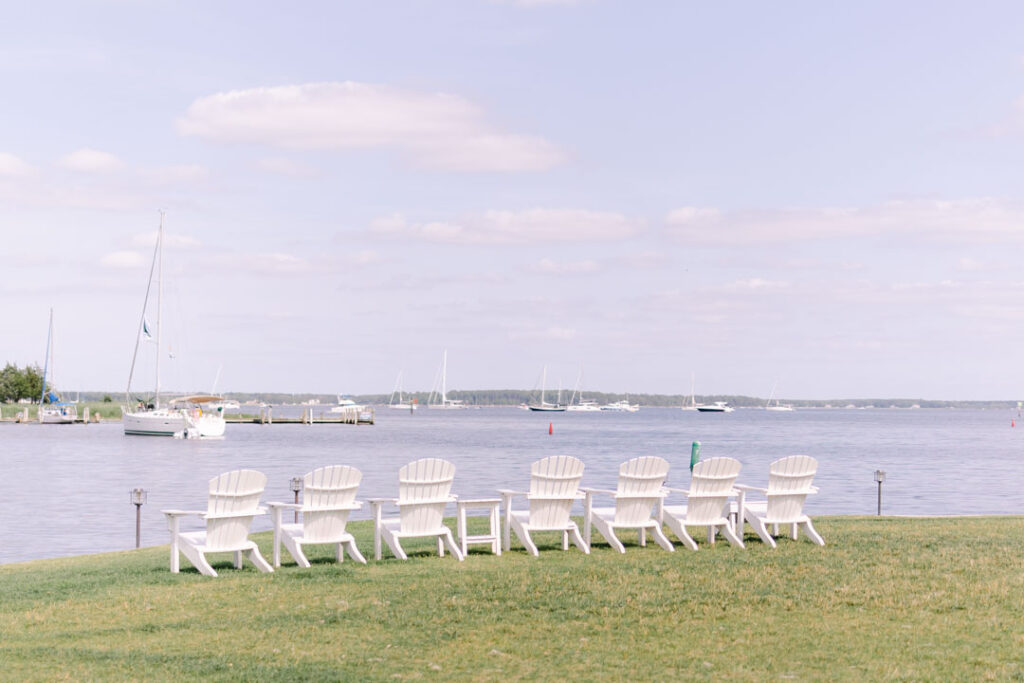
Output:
[289,476,303,523]
[873,470,886,516]
[130,488,148,548]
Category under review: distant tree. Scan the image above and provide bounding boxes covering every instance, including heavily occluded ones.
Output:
[103,394,113,403]
[0,363,45,403]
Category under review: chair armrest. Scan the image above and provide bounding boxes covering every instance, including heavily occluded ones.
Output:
[266,502,302,511]
[581,487,617,496]
[809,486,819,494]
[734,484,767,494]
[367,497,398,505]
[161,509,206,518]
[204,506,269,520]
[497,489,527,497]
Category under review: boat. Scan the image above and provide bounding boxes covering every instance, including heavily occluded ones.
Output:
[600,398,639,412]
[428,350,467,409]
[330,396,365,413]
[529,366,566,412]
[565,367,600,412]
[387,371,417,411]
[37,308,78,424]
[122,212,226,438]
[765,382,795,411]
[697,401,733,413]
[681,373,699,411]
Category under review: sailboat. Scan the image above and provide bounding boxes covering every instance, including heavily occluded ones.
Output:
[681,373,699,411]
[388,371,417,411]
[428,350,466,409]
[122,212,226,438]
[529,366,566,412]
[566,367,600,412]
[766,381,795,412]
[37,308,78,424]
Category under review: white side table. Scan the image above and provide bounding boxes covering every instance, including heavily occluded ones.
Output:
[456,498,502,556]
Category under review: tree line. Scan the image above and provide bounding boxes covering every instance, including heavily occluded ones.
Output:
[0,363,45,403]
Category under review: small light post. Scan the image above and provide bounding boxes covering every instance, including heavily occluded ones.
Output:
[130,488,148,548]
[874,470,886,516]
[289,476,303,523]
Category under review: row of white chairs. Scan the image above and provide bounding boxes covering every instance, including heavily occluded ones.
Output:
[163,455,824,577]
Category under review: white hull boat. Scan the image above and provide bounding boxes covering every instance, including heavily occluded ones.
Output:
[428,350,467,409]
[697,402,733,413]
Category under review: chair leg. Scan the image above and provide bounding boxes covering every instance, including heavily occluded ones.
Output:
[345,538,368,564]
[568,523,589,554]
[512,519,539,556]
[801,519,825,546]
[639,528,647,546]
[437,537,445,557]
[441,529,465,561]
[234,550,243,569]
[283,535,311,568]
[247,546,274,573]
[180,544,218,577]
[382,531,408,560]
[648,523,675,552]
[561,530,569,551]
[790,523,798,540]
[663,516,698,551]
[719,522,745,549]
[593,518,625,553]
[745,513,777,549]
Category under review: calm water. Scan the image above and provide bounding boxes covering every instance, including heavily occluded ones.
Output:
[2,407,1022,564]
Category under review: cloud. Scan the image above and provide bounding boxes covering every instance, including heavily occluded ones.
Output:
[0,152,36,177]
[131,232,201,249]
[101,251,146,268]
[58,148,124,173]
[178,81,565,172]
[666,199,1024,246]
[531,257,601,275]
[372,208,641,245]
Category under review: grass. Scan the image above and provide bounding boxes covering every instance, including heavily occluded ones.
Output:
[0,401,123,420]
[2,516,1023,680]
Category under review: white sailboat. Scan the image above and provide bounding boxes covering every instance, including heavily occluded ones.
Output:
[428,350,466,409]
[600,398,639,412]
[681,373,699,411]
[697,401,733,413]
[388,371,417,411]
[529,366,566,412]
[122,212,226,438]
[766,381,795,412]
[566,367,600,412]
[37,308,78,424]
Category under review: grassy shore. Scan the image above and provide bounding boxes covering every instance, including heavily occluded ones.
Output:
[2,516,1023,680]
[0,401,123,420]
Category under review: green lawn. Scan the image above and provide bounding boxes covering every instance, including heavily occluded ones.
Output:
[2,516,1023,680]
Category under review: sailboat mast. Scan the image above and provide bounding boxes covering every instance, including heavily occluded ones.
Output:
[155,211,164,409]
[39,308,53,405]
[441,350,448,403]
[541,366,547,404]
[125,211,163,406]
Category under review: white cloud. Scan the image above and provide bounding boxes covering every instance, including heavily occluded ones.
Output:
[372,208,640,245]
[532,257,601,275]
[666,199,1024,246]
[178,81,565,172]
[58,148,124,173]
[210,252,314,275]
[101,251,146,268]
[0,152,36,177]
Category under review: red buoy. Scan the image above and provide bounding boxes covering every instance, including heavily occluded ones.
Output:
[549,422,553,435]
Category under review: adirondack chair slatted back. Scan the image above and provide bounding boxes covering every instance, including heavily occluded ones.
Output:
[686,457,741,525]
[765,455,818,522]
[397,458,455,534]
[302,465,361,543]
[205,469,267,551]
[613,456,669,525]
[528,455,585,528]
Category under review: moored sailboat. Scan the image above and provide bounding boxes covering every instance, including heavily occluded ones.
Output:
[37,308,78,424]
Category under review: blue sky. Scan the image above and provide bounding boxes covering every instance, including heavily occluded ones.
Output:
[2,1,1024,400]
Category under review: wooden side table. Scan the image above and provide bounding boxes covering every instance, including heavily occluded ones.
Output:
[456,498,502,556]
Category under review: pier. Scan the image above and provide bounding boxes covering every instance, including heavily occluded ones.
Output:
[226,406,375,425]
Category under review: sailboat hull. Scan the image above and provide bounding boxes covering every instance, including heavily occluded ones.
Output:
[529,405,566,412]
[123,409,225,438]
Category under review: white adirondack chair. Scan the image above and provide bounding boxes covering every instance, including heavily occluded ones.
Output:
[659,457,744,550]
[268,465,367,568]
[499,455,589,556]
[369,458,463,561]
[736,455,824,548]
[583,456,674,553]
[162,469,274,577]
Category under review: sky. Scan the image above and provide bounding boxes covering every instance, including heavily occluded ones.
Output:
[2,1,1024,400]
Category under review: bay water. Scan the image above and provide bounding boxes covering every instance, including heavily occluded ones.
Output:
[2,406,1021,565]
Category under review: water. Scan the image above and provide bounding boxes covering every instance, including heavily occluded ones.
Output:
[2,407,1022,565]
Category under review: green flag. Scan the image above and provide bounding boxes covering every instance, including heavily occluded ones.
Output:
[690,441,701,472]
